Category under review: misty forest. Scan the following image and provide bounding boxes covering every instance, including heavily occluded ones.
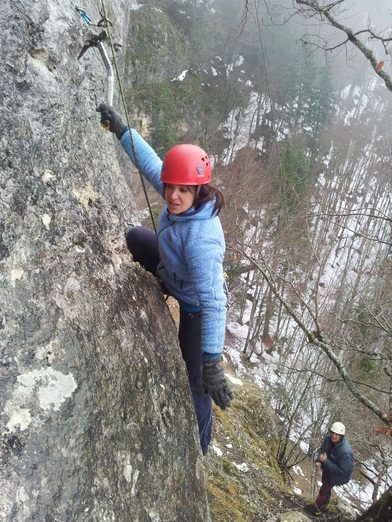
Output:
[1,0,391,521]
[125,0,392,515]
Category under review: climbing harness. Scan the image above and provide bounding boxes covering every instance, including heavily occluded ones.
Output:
[75,4,157,233]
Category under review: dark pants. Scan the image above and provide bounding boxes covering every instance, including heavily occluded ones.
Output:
[126,226,213,455]
[316,469,334,508]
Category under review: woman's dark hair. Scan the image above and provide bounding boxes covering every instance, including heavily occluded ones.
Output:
[194,183,225,215]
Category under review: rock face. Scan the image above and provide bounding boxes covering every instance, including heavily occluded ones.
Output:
[0,1,210,520]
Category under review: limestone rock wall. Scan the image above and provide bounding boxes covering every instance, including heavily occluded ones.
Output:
[0,1,210,520]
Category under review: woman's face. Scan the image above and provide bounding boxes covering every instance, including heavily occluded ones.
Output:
[164,184,195,214]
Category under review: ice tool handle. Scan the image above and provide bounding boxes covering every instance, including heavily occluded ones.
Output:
[76,7,114,129]
[97,41,114,108]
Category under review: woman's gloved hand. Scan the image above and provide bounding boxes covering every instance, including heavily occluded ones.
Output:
[96,103,127,139]
[202,356,234,410]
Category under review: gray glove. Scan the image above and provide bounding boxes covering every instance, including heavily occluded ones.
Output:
[96,103,127,139]
[202,356,234,410]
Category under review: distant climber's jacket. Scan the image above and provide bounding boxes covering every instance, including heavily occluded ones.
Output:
[316,436,354,486]
[120,128,227,355]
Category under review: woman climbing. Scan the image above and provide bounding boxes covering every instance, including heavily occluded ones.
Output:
[97,103,234,455]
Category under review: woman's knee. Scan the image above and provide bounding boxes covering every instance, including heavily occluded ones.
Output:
[126,226,159,274]
[126,226,143,254]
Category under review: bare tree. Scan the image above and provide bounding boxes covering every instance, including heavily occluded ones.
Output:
[242,0,392,93]
[294,0,392,93]
[215,1,392,503]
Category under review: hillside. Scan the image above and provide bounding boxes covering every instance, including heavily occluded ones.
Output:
[128,0,392,519]
[204,358,391,522]
[166,297,389,521]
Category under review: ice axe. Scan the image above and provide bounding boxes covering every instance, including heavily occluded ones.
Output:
[76,7,114,128]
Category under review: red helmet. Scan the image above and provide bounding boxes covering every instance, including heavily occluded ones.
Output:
[161,144,211,185]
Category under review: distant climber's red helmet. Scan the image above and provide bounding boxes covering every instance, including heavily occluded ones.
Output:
[161,144,211,185]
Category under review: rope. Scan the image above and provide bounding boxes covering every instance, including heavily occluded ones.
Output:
[100,0,157,235]
[253,0,290,225]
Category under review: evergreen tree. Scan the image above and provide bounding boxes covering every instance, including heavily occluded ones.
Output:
[149,82,179,157]
[277,139,309,205]
[304,64,336,146]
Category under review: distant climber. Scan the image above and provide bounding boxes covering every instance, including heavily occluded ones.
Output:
[97,103,234,455]
[310,421,354,516]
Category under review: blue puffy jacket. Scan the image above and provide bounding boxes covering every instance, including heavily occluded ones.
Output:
[316,436,354,486]
[120,128,227,355]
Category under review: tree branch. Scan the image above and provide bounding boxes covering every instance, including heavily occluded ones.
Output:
[295,0,392,93]
[280,364,391,396]
[228,243,391,425]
